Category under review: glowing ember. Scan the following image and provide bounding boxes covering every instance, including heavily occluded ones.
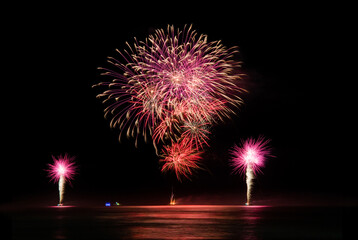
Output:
[169,199,176,205]
[169,187,176,205]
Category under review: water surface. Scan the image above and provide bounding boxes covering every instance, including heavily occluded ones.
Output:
[7,205,346,239]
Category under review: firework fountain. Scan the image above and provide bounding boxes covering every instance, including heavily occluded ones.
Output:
[230,137,272,205]
[169,186,176,205]
[94,25,245,181]
[46,154,77,206]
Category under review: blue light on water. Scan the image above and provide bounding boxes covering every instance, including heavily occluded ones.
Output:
[105,202,111,207]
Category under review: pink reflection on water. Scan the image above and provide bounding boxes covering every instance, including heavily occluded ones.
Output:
[241,205,264,240]
[48,205,75,208]
[113,205,269,239]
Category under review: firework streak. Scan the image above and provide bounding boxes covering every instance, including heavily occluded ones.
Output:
[94,25,245,180]
[230,137,272,205]
[47,154,77,205]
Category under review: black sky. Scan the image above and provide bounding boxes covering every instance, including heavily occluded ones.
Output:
[7,3,350,205]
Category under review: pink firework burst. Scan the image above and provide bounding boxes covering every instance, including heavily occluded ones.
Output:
[47,154,77,183]
[160,140,202,181]
[94,24,244,147]
[229,137,272,176]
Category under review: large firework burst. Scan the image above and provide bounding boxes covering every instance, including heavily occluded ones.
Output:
[94,25,244,180]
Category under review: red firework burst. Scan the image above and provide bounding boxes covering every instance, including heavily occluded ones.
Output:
[160,140,202,181]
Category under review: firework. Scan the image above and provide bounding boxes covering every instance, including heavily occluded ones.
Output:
[160,139,202,182]
[169,186,176,205]
[47,154,77,206]
[181,118,211,150]
[230,137,271,205]
[94,24,245,180]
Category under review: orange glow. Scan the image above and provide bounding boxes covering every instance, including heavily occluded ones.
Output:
[169,198,176,205]
[169,189,176,205]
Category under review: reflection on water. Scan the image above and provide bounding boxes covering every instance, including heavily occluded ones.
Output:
[9,205,343,240]
[111,206,265,240]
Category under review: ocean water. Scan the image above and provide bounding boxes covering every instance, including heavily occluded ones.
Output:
[5,205,350,239]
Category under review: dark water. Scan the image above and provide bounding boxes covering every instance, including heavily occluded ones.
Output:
[4,205,351,239]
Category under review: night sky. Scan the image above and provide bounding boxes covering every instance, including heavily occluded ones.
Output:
[8,3,350,206]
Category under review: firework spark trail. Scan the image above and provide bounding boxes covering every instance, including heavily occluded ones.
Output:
[58,175,65,205]
[47,154,77,206]
[245,164,254,205]
[94,25,245,180]
[230,137,271,205]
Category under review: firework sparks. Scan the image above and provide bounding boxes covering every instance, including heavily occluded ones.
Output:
[181,118,211,150]
[160,139,202,182]
[169,186,176,205]
[94,24,245,180]
[230,137,272,205]
[47,154,77,206]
